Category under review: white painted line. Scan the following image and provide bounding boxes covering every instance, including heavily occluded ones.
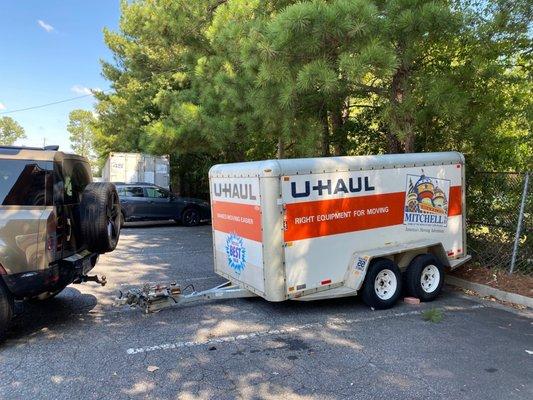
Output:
[126,304,484,355]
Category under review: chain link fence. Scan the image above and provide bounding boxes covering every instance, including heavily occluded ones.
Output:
[466,171,531,275]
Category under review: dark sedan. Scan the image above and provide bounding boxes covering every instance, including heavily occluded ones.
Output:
[116,183,211,226]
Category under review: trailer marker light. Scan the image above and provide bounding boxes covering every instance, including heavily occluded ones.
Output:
[288,286,295,292]
[447,251,454,256]
[283,176,290,181]
[321,279,332,285]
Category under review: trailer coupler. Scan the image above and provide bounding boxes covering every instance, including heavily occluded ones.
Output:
[116,281,256,313]
[74,274,107,286]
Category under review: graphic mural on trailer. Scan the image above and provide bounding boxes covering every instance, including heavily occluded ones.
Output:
[404,171,450,227]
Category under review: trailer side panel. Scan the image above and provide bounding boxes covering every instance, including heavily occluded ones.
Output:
[282,163,464,294]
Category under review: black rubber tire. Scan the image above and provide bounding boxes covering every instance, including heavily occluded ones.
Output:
[404,254,445,302]
[181,207,201,227]
[0,280,13,342]
[361,258,403,310]
[80,182,121,254]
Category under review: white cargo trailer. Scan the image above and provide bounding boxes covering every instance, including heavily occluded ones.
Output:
[120,152,471,312]
[102,152,170,189]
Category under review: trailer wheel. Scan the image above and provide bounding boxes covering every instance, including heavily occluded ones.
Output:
[404,254,444,301]
[0,280,13,342]
[361,259,402,309]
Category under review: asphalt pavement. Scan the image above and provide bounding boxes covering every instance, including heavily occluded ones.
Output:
[1,222,532,400]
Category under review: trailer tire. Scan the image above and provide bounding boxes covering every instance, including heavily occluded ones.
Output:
[0,280,13,342]
[361,258,402,309]
[81,182,121,254]
[404,254,444,302]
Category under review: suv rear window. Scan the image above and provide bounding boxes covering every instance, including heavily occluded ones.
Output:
[0,159,53,206]
[60,159,92,205]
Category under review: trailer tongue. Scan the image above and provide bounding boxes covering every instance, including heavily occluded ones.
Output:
[117,282,256,313]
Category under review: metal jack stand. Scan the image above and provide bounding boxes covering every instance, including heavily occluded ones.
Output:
[117,281,256,313]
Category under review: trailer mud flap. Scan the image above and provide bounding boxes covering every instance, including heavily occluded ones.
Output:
[344,253,371,291]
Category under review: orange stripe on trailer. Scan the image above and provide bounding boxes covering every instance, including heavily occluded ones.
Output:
[285,186,463,241]
[285,192,405,242]
[212,200,262,242]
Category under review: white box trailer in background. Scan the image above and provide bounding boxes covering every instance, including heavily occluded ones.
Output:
[102,152,170,189]
[119,152,471,312]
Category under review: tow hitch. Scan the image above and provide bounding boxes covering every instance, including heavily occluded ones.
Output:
[74,274,107,287]
[116,281,256,313]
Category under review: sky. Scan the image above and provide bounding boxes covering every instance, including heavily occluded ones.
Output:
[0,1,120,151]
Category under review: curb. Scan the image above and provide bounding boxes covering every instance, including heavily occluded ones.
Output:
[446,275,533,309]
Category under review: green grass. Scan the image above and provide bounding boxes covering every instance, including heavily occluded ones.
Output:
[422,308,443,323]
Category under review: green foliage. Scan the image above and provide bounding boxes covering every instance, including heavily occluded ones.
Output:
[67,109,97,164]
[0,117,26,146]
[422,308,443,323]
[93,0,532,196]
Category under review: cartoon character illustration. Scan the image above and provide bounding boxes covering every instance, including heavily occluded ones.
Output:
[405,171,449,216]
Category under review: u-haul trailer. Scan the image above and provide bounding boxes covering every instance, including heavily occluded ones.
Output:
[119,152,471,312]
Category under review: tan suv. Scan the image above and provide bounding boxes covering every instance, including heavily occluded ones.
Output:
[0,145,121,341]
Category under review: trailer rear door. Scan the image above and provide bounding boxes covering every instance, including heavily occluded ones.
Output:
[210,177,265,294]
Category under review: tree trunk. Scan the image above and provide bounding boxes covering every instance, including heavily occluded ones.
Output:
[403,125,415,153]
[320,108,330,157]
[386,131,402,154]
[276,136,284,159]
[389,58,414,153]
[331,100,347,156]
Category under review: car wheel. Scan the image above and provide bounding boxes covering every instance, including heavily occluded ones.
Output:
[404,254,444,302]
[181,207,200,227]
[361,258,402,309]
[81,183,122,253]
[0,280,13,342]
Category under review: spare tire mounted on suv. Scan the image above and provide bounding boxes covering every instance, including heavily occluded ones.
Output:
[81,182,121,254]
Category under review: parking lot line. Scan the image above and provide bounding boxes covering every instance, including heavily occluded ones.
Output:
[125,304,485,355]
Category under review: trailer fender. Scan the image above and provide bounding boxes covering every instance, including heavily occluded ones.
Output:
[344,240,450,291]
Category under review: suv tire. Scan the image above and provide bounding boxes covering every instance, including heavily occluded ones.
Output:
[0,280,13,342]
[81,183,121,254]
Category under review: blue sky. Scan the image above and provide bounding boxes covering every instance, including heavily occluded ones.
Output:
[0,1,120,151]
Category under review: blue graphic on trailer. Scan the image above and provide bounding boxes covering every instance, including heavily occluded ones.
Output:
[225,232,247,274]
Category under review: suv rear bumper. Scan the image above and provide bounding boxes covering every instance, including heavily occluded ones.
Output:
[1,250,99,298]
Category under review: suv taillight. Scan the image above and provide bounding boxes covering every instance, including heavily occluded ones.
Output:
[46,212,58,259]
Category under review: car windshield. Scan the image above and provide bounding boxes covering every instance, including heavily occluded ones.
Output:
[0,159,53,206]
